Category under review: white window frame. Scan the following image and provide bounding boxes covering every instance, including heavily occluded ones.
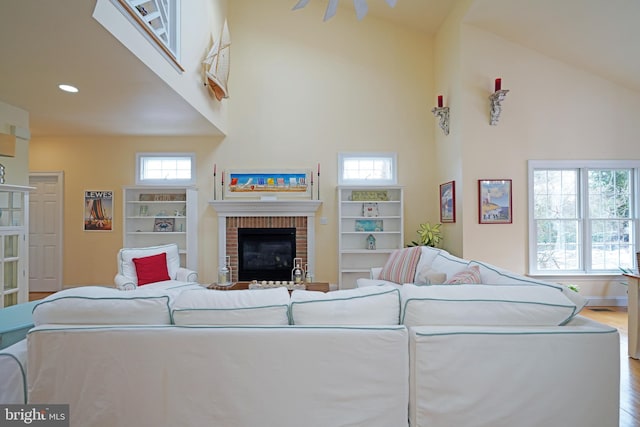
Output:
[338,152,398,186]
[528,159,640,276]
[136,152,196,186]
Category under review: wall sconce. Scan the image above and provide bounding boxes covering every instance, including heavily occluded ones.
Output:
[489,78,509,125]
[432,95,450,135]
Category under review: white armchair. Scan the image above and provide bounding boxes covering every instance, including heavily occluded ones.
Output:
[114,243,198,290]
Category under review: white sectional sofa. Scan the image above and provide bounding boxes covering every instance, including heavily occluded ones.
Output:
[2,247,620,426]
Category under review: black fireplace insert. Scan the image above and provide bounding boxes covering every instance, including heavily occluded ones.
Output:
[237,228,296,281]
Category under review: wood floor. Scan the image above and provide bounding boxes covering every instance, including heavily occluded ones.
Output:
[28,293,638,426]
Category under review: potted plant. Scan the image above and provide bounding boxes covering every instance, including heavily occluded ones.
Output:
[408,222,443,248]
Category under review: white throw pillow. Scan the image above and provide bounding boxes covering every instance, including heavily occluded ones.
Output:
[412,246,443,281]
[414,266,447,285]
[32,286,172,325]
[290,285,400,325]
[401,284,578,327]
[430,252,469,280]
[172,287,290,325]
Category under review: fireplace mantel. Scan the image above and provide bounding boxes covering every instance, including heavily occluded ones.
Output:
[209,200,323,279]
[209,200,322,216]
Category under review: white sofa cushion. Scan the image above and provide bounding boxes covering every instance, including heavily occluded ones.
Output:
[32,286,172,325]
[290,285,401,325]
[172,288,290,325]
[117,244,181,285]
[430,252,469,280]
[401,284,578,327]
[468,260,587,313]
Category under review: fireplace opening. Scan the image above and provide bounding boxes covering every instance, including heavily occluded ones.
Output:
[237,228,296,281]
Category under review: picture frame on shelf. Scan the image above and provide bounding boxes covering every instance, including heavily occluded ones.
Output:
[154,218,175,232]
[439,181,455,223]
[355,219,383,232]
[478,179,512,224]
[351,190,388,201]
[362,202,379,217]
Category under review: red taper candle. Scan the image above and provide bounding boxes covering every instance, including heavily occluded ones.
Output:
[437,95,443,108]
[495,78,502,92]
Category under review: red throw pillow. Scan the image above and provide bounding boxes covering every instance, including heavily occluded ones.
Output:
[132,252,171,286]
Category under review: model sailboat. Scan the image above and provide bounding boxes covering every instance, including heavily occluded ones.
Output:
[203,19,230,101]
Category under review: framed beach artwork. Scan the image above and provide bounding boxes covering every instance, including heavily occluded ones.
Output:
[478,179,512,224]
[223,169,312,199]
[439,181,455,223]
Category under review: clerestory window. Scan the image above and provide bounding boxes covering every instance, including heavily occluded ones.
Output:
[136,152,195,186]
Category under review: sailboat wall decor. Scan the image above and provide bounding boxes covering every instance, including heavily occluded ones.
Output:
[203,19,231,101]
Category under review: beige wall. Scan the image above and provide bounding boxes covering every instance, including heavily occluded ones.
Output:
[0,100,30,185]
[450,24,640,299]
[93,0,229,134]
[29,136,223,286]
[29,0,436,287]
[27,1,640,302]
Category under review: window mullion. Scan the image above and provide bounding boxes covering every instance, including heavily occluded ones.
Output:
[580,168,590,273]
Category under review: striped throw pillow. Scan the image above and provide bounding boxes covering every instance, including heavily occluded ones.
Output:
[379,246,422,284]
[443,265,482,285]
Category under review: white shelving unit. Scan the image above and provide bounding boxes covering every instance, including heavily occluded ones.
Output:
[338,186,403,289]
[0,185,32,308]
[122,186,197,271]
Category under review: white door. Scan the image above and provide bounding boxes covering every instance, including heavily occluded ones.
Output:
[29,172,63,292]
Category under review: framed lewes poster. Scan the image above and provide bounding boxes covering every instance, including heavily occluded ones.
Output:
[439,181,455,223]
[478,179,512,224]
[84,190,113,231]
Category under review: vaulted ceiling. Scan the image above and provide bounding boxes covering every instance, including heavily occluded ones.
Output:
[0,0,638,137]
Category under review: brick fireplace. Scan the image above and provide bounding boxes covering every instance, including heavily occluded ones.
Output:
[209,200,322,282]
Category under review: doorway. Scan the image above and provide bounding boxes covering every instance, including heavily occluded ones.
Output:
[28,172,63,292]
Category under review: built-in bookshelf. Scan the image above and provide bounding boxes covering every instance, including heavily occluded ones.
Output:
[122,186,197,271]
[337,186,403,289]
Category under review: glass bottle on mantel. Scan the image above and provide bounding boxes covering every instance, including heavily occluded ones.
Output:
[304,263,313,284]
[292,258,303,284]
[218,256,231,285]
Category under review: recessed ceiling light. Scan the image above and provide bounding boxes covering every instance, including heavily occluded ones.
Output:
[58,84,79,93]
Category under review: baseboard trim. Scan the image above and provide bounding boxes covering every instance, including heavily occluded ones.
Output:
[585,296,627,307]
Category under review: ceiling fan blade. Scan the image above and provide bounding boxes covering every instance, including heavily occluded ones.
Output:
[385,0,398,7]
[353,0,368,20]
[323,0,339,21]
[292,0,311,11]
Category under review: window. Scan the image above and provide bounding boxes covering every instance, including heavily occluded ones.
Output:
[338,153,397,185]
[114,0,182,69]
[136,153,195,186]
[528,160,639,275]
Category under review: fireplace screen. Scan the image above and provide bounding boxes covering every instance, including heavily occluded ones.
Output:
[237,228,296,281]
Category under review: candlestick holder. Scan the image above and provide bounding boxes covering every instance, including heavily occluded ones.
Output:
[431,106,450,135]
[489,89,509,126]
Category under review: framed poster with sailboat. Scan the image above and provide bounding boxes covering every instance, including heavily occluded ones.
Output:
[478,179,512,224]
[84,190,113,231]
